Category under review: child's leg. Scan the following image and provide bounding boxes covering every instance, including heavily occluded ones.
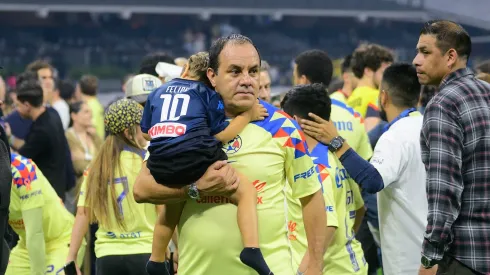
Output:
[149,202,185,262]
[229,173,273,275]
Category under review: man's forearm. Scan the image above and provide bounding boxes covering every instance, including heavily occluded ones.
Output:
[134,179,188,204]
[300,190,326,270]
[133,162,190,204]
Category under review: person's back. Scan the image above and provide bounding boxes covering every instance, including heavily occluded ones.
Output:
[19,108,67,200]
[9,153,74,246]
[142,78,224,159]
[78,147,156,258]
[375,115,426,274]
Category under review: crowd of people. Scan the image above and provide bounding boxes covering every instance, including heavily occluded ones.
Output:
[0,19,489,275]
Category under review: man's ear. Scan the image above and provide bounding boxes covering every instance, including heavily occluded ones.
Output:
[206,68,217,88]
[180,63,189,78]
[299,75,310,85]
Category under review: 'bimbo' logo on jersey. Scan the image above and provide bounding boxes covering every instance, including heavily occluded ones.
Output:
[149,122,187,138]
[293,166,315,182]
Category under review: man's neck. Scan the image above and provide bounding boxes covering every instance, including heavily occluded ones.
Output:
[386,105,416,123]
[82,94,97,101]
[305,135,319,152]
[439,63,467,86]
[356,76,376,90]
[30,106,46,121]
[340,85,352,98]
[51,94,62,104]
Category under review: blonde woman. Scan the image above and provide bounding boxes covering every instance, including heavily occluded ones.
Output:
[66,99,158,275]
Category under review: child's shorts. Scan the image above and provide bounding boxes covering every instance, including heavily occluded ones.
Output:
[147,145,228,187]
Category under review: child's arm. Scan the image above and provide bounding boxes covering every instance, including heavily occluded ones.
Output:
[214,101,268,143]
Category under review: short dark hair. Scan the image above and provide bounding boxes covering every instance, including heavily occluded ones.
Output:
[58,79,75,101]
[351,44,394,78]
[341,54,353,74]
[139,52,176,77]
[295,50,333,86]
[79,75,98,96]
[26,59,53,76]
[16,71,38,87]
[420,20,471,60]
[16,80,44,107]
[381,63,421,108]
[281,83,332,122]
[208,34,261,74]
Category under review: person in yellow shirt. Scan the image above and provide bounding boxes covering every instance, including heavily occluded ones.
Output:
[75,75,105,139]
[66,99,158,275]
[132,34,327,275]
[6,153,85,275]
[330,54,359,104]
[282,83,368,274]
[293,50,372,160]
[347,44,394,132]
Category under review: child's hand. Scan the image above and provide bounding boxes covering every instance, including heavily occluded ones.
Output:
[247,100,269,122]
[143,133,152,141]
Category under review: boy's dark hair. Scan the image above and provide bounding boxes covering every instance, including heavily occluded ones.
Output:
[79,75,98,96]
[420,20,471,60]
[16,71,38,87]
[16,80,44,107]
[295,50,333,86]
[58,79,75,101]
[281,83,332,122]
[139,52,176,77]
[381,63,421,108]
[351,44,394,79]
[209,34,261,74]
[26,59,53,76]
[341,54,353,74]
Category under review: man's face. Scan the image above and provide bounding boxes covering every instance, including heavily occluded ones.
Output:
[378,83,388,122]
[38,68,54,102]
[373,62,391,89]
[259,71,272,102]
[208,42,260,115]
[74,84,83,101]
[413,35,449,86]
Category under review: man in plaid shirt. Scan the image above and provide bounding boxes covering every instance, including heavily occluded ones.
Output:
[414,20,490,275]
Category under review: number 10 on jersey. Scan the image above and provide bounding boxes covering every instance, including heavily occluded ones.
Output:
[160,94,190,121]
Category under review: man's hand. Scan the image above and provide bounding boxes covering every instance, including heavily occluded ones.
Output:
[418,265,438,275]
[300,113,339,145]
[196,160,239,196]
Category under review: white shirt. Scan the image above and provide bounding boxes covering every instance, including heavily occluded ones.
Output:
[52,99,70,130]
[370,115,427,275]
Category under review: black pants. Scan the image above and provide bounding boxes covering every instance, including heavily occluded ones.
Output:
[148,145,227,187]
[96,253,151,275]
[437,256,483,275]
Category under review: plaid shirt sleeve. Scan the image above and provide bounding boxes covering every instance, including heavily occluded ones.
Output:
[420,101,464,260]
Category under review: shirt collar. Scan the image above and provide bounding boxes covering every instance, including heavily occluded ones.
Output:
[440,68,474,89]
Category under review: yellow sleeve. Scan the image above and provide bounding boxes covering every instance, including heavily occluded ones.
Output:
[354,120,373,160]
[285,127,321,199]
[322,173,338,228]
[351,181,364,211]
[15,168,45,212]
[77,172,88,207]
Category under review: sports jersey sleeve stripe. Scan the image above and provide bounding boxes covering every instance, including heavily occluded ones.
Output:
[366,103,380,118]
[331,99,364,123]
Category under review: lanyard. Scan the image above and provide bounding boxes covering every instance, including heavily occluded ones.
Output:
[383,107,418,133]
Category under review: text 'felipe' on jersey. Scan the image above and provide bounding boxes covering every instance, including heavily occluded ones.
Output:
[141,78,229,159]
